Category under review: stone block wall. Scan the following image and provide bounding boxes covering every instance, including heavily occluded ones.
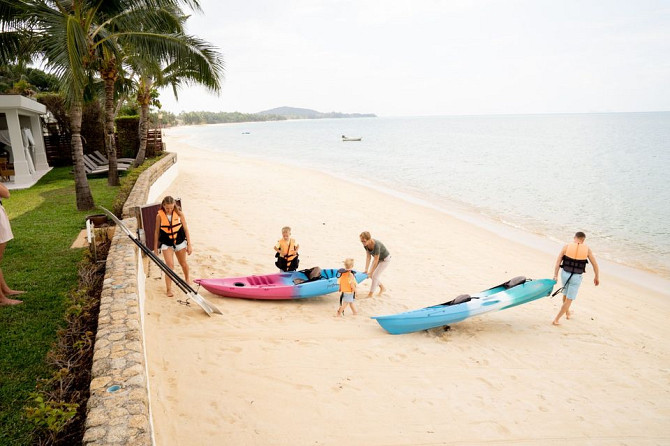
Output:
[84,152,178,445]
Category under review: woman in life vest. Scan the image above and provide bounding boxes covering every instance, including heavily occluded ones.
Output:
[274,226,299,272]
[336,258,358,317]
[153,196,192,297]
[552,231,600,325]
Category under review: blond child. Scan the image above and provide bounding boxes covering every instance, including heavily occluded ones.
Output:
[274,226,299,272]
[336,258,358,317]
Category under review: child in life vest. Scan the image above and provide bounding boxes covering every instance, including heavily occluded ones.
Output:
[336,258,358,317]
[153,196,192,297]
[274,226,299,272]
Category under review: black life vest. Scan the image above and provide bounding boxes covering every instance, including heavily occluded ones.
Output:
[560,242,589,274]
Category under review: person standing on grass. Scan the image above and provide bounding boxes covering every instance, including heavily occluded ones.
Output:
[360,231,390,298]
[552,231,600,325]
[0,182,25,306]
[154,196,192,297]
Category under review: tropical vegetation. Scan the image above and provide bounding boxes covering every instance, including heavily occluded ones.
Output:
[0,1,224,444]
[0,0,223,208]
[0,167,116,445]
[178,110,287,125]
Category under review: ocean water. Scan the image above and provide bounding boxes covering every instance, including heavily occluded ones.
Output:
[166,113,670,280]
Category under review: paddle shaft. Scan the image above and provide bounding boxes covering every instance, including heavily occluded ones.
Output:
[99,207,194,296]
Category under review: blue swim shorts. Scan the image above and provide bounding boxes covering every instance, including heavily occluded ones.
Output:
[561,269,584,300]
[341,292,355,303]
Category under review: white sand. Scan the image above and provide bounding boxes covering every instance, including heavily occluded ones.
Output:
[143,134,670,445]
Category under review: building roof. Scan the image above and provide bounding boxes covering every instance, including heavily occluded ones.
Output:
[0,95,47,115]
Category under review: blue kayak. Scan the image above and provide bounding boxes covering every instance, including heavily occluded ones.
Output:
[371,277,556,334]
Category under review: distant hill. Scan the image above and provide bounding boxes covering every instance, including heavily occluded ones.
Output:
[257,106,376,119]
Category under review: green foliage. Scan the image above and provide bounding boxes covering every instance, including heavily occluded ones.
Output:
[11,79,34,95]
[24,394,78,436]
[25,68,61,92]
[118,101,140,117]
[115,116,140,158]
[178,110,287,125]
[0,167,118,445]
[0,65,60,95]
[153,110,177,127]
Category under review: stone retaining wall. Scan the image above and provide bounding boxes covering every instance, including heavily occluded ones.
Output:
[84,153,177,445]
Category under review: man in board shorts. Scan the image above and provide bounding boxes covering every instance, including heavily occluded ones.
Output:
[552,231,600,325]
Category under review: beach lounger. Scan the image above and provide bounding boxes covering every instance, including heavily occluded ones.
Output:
[93,150,134,165]
[83,156,129,175]
[84,153,131,168]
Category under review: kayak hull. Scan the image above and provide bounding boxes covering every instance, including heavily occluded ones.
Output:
[195,268,367,300]
[371,278,556,334]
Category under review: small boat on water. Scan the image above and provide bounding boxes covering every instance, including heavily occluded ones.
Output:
[195,267,368,300]
[342,135,362,141]
[371,277,555,334]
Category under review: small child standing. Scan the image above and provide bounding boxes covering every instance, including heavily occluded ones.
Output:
[274,226,299,272]
[336,258,358,317]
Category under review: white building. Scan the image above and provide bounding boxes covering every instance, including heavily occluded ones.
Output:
[0,95,52,189]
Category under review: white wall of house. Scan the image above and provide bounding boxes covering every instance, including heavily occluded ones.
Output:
[0,95,51,188]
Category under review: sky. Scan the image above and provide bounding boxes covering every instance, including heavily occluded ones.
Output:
[158,0,670,117]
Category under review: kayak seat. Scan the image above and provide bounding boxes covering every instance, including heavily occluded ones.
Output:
[443,294,472,306]
[504,276,527,288]
[248,275,275,286]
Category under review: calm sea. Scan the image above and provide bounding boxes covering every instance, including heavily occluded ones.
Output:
[166,113,670,281]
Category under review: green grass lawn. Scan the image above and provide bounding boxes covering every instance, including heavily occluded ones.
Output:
[0,168,118,445]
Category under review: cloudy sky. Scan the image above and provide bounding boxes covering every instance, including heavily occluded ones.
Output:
[158,0,670,117]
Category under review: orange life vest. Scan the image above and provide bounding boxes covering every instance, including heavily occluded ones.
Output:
[276,238,297,261]
[338,270,355,293]
[158,209,185,246]
[561,242,589,274]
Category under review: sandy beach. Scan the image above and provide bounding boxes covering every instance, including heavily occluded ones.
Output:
[143,134,670,445]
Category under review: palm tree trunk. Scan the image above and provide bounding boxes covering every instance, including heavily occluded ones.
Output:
[134,82,151,167]
[135,103,148,167]
[70,103,95,210]
[103,76,120,186]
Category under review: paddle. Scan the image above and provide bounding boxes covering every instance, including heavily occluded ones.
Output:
[99,206,222,316]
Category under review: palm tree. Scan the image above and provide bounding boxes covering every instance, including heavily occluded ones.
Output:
[128,32,223,166]
[0,0,223,209]
[97,2,223,176]
[98,0,221,185]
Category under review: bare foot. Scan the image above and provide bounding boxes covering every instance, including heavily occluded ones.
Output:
[552,320,560,326]
[0,298,22,306]
[5,290,26,296]
[378,285,386,295]
[366,293,373,298]
[167,290,174,297]
[566,310,572,319]
[352,312,358,315]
